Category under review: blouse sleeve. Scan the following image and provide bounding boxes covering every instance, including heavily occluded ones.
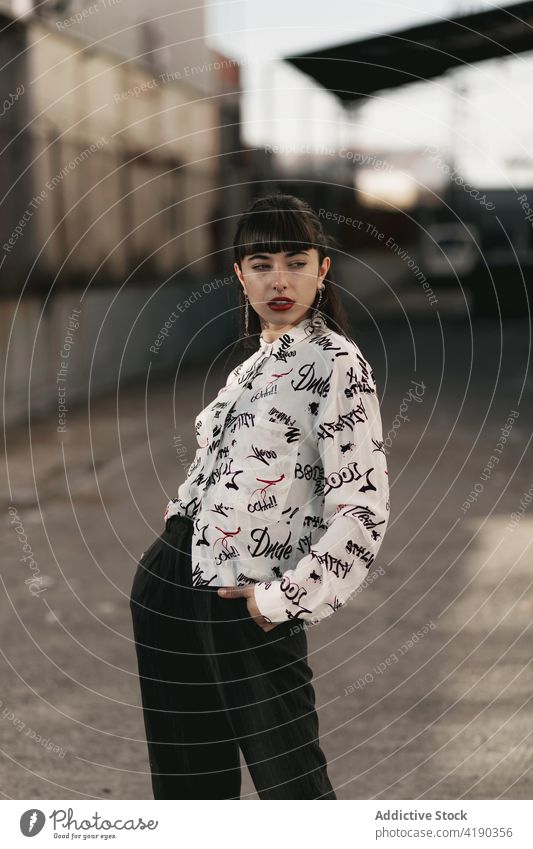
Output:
[163,359,245,524]
[253,345,390,624]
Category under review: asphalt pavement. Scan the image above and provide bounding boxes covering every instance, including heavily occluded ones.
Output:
[1,313,532,799]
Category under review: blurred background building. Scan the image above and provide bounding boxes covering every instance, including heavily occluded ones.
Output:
[1,0,532,426]
[208,0,533,320]
[1,0,247,425]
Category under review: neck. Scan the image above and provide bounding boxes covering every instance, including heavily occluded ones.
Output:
[259,312,312,344]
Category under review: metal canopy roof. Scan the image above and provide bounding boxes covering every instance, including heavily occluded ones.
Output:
[285,2,533,103]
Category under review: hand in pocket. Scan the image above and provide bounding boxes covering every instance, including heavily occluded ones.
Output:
[217,585,278,632]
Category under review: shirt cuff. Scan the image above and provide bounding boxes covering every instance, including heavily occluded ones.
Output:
[253,581,287,623]
[254,576,336,626]
[253,580,323,625]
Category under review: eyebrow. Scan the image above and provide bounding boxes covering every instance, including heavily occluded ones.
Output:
[247,250,310,261]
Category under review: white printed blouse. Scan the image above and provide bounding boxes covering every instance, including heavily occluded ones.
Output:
[163,314,390,625]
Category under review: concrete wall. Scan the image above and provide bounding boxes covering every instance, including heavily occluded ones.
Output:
[23,18,220,285]
[1,274,238,429]
[44,0,215,96]
[0,4,240,429]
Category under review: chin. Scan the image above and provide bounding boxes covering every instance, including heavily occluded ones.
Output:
[262,309,311,325]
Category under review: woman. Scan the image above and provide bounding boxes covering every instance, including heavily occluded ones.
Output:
[130,193,390,800]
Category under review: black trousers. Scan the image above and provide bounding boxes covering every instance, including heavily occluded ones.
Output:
[129,514,336,800]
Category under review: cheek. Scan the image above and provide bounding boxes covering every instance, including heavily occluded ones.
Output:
[294,270,318,296]
[243,276,267,301]
[245,277,264,304]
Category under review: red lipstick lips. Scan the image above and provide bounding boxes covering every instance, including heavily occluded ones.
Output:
[267,298,295,312]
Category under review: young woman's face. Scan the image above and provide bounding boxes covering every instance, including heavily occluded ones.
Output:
[234,248,330,333]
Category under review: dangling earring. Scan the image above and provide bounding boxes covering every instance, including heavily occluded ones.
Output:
[311,285,326,332]
[244,292,250,336]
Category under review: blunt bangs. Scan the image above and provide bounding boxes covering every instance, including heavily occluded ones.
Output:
[234,208,319,266]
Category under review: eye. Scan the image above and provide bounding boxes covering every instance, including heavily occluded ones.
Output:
[289,262,306,269]
[251,264,270,270]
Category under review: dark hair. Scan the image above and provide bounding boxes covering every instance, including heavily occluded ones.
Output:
[232,193,351,352]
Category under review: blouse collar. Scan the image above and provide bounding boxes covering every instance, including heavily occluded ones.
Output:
[258,315,318,351]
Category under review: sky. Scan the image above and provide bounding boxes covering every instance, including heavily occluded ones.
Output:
[206,0,533,189]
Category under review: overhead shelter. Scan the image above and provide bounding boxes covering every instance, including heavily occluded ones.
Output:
[285,2,533,102]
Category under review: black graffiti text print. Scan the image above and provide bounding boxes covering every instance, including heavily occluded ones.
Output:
[212,525,241,566]
[341,504,387,533]
[208,502,232,517]
[227,411,255,432]
[282,505,300,521]
[285,425,300,443]
[186,453,203,478]
[291,363,332,397]
[250,384,277,402]
[279,573,311,614]
[312,549,354,579]
[278,331,299,352]
[268,406,296,428]
[311,334,350,358]
[191,564,218,587]
[204,457,244,492]
[316,400,368,441]
[194,520,209,547]
[323,460,377,496]
[247,526,293,560]
[215,543,240,565]
[237,358,266,387]
[303,514,327,529]
[246,444,278,466]
[236,572,259,585]
[297,531,313,555]
[357,353,374,385]
[344,356,375,397]
[179,495,201,518]
[345,538,375,567]
[212,400,231,420]
[248,474,286,513]
[273,346,297,363]
[248,492,278,513]
[295,462,324,497]
[206,422,224,456]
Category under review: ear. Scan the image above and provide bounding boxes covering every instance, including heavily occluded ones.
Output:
[318,255,331,284]
[234,261,246,290]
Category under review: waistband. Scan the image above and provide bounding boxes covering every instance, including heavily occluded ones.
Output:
[165,514,194,533]
[194,584,245,594]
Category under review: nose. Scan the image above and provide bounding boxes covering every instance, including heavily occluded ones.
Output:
[272,266,288,291]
